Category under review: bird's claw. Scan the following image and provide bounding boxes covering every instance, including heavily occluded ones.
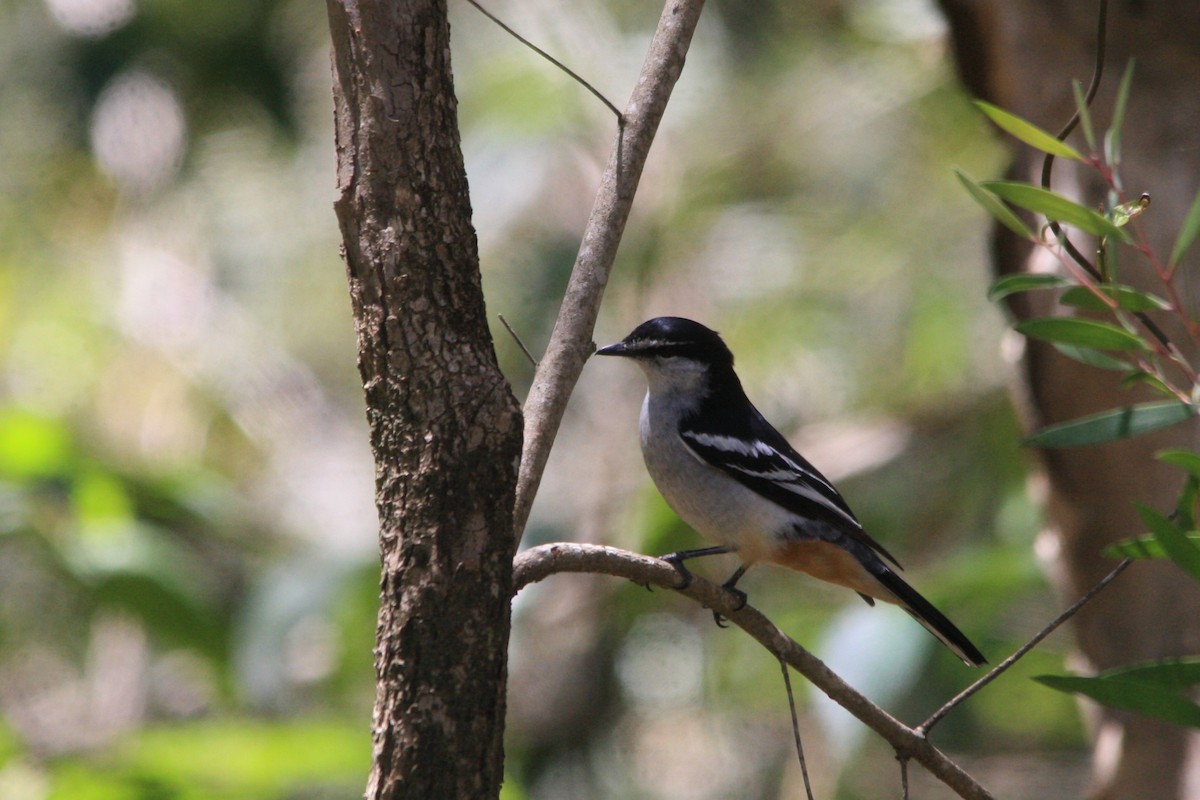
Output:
[725,585,748,612]
[660,553,694,590]
[711,585,747,628]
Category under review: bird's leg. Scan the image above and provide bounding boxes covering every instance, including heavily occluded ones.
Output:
[712,564,748,628]
[659,545,732,590]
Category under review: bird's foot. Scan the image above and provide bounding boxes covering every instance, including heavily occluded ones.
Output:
[724,584,748,612]
[711,584,747,628]
[660,552,694,590]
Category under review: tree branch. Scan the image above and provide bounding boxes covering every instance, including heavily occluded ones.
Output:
[514,543,995,800]
[917,556,1133,736]
[512,0,707,538]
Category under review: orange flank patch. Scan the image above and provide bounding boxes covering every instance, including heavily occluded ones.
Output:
[770,540,897,604]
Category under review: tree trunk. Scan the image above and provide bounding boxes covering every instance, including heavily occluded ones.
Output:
[326,1,523,797]
[937,2,1200,798]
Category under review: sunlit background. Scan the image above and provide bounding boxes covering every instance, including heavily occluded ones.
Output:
[0,0,1094,797]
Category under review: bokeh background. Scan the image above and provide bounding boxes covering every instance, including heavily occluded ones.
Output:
[0,0,1098,797]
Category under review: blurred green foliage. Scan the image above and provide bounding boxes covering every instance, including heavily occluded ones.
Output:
[0,0,1095,797]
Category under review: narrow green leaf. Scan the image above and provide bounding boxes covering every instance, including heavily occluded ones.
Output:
[974,101,1084,161]
[1169,186,1200,267]
[986,273,1071,302]
[1071,79,1097,151]
[1105,534,1168,560]
[1060,284,1169,312]
[1138,504,1200,583]
[955,170,1034,239]
[1034,673,1200,728]
[1102,658,1200,691]
[1023,400,1196,448]
[1105,60,1136,168]
[1052,344,1131,371]
[1157,449,1200,479]
[1179,476,1200,530]
[982,181,1129,241]
[1015,317,1147,351]
[1119,371,1179,399]
[1104,534,1200,560]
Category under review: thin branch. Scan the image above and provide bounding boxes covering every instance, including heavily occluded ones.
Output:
[1035,0,1177,358]
[917,557,1133,736]
[463,0,623,123]
[512,0,708,539]
[779,656,815,800]
[514,542,995,800]
[1040,0,1106,282]
[498,314,538,368]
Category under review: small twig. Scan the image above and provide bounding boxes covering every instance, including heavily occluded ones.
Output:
[512,0,708,539]
[514,542,994,800]
[463,0,623,124]
[917,557,1133,736]
[899,755,911,800]
[779,655,815,800]
[1035,0,1177,358]
[498,314,538,367]
[1039,0,1106,282]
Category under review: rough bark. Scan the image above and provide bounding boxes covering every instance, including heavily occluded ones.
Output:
[937,2,1200,798]
[326,2,523,798]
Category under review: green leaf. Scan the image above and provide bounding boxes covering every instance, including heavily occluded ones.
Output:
[1015,317,1147,351]
[955,170,1034,239]
[1119,371,1179,399]
[1105,534,1169,560]
[974,101,1084,161]
[1071,79,1097,151]
[1104,658,1200,691]
[1034,673,1200,728]
[1105,60,1136,168]
[982,181,1130,241]
[1158,449,1200,479]
[1139,504,1200,583]
[1169,186,1200,267]
[1059,284,1169,312]
[1179,476,1200,531]
[1052,344,1131,371]
[986,273,1071,302]
[1023,400,1196,448]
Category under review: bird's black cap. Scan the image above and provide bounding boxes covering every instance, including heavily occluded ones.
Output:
[595,317,734,366]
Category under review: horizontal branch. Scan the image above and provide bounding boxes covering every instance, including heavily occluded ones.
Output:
[513,542,994,800]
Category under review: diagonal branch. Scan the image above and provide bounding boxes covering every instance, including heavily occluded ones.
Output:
[512,0,708,538]
[514,543,995,800]
[917,556,1133,736]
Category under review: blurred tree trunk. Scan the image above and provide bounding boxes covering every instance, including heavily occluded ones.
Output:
[326,1,523,798]
[937,2,1200,798]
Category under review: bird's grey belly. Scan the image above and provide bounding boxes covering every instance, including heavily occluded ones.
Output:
[639,402,793,564]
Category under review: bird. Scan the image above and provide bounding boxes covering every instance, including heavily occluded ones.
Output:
[594,316,986,666]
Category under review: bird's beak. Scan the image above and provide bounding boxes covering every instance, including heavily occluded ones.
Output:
[594,341,630,358]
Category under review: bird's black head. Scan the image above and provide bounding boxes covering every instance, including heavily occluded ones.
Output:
[595,317,735,367]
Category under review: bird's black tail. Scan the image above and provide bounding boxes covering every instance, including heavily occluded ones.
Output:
[871,565,986,667]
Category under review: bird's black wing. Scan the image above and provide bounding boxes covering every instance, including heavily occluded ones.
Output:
[678,404,902,569]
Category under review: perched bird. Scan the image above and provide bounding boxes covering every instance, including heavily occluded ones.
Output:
[595,316,985,666]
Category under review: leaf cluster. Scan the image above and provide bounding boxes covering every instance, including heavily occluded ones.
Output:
[965,70,1200,731]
